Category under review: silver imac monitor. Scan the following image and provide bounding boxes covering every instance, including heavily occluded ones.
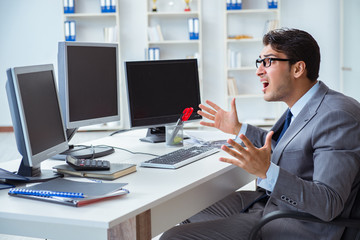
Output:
[57,41,120,159]
[5,64,69,181]
[125,59,202,143]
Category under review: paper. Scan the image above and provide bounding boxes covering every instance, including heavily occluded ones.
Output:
[184,130,235,148]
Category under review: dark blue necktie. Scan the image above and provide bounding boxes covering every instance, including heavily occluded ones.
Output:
[277,109,292,143]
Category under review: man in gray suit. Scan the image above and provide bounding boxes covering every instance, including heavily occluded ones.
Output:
[160,28,360,240]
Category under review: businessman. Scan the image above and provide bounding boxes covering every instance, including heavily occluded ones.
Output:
[160,28,360,240]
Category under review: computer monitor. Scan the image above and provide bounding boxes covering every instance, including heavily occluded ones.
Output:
[57,41,120,159]
[125,59,202,143]
[5,64,69,181]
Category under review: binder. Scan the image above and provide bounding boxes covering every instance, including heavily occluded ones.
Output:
[226,0,231,10]
[69,20,76,41]
[63,0,68,13]
[100,0,106,13]
[227,0,241,10]
[101,0,116,13]
[63,0,75,14]
[268,0,278,9]
[235,0,242,10]
[105,0,111,12]
[154,48,160,60]
[68,0,75,13]
[64,21,70,41]
[65,21,76,41]
[148,48,155,60]
[193,18,199,40]
[230,0,237,10]
[8,178,129,207]
[188,18,194,40]
[148,48,160,60]
[111,0,116,12]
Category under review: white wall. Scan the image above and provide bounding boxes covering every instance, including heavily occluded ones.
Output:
[281,0,340,90]
[0,0,64,126]
[0,0,341,127]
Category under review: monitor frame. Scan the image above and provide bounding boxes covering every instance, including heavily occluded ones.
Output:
[5,64,69,181]
[125,59,202,143]
[56,41,120,159]
[58,41,120,130]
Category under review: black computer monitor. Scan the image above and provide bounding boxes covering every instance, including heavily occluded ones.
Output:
[5,64,69,181]
[57,41,120,159]
[125,59,202,143]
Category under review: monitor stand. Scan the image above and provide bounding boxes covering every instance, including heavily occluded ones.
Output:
[16,161,63,183]
[53,145,115,160]
[140,127,165,143]
[52,128,115,160]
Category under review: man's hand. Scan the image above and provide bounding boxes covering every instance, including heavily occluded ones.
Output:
[220,131,274,179]
[197,98,241,135]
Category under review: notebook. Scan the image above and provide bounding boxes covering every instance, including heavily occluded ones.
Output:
[8,178,129,207]
[53,163,136,180]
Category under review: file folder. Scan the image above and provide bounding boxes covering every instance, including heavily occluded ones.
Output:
[188,18,194,40]
[63,0,75,14]
[193,18,199,40]
[100,0,106,12]
[148,48,160,60]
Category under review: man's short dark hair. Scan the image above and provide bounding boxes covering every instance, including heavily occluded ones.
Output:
[263,28,320,81]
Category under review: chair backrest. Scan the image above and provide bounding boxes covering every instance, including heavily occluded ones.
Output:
[341,184,360,240]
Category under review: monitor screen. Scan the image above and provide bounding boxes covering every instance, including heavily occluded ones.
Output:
[125,59,202,142]
[58,41,119,129]
[57,41,120,159]
[5,64,69,181]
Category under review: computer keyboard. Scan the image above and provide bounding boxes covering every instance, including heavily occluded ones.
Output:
[140,146,220,169]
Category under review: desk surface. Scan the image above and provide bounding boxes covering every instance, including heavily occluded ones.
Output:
[0,129,254,240]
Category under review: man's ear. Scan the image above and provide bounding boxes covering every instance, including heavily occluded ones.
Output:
[293,61,306,78]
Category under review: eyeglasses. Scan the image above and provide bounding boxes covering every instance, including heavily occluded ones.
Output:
[255,57,292,68]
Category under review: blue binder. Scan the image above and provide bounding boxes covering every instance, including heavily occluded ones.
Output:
[227,0,242,10]
[65,21,76,41]
[188,18,199,40]
[268,0,278,9]
[63,0,75,14]
[193,18,199,40]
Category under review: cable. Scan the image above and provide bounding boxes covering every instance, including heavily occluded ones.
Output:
[90,144,95,160]
[95,144,159,157]
[109,129,131,136]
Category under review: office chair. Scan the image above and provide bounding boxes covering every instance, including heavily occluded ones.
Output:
[249,186,360,240]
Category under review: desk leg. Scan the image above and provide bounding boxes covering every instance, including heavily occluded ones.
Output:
[136,210,152,240]
[108,217,136,240]
[107,210,151,240]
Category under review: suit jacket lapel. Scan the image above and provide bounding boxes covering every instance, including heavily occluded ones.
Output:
[271,81,329,165]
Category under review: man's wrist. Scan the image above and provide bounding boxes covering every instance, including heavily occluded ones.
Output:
[257,163,280,192]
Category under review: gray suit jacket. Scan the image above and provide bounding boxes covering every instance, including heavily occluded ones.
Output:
[246,81,360,240]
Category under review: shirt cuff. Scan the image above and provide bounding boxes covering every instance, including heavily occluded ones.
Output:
[234,123,248,144]
[257,162,280,192]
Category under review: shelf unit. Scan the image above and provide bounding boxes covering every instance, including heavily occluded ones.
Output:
[145,0,203,95]
[224,0,285,126]
[62,0,120,43]
[61,0,123,130]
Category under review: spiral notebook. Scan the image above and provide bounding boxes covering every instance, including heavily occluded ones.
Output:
[8,178,129,207]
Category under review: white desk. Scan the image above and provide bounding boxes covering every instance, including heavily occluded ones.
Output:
[0,129,254,240]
